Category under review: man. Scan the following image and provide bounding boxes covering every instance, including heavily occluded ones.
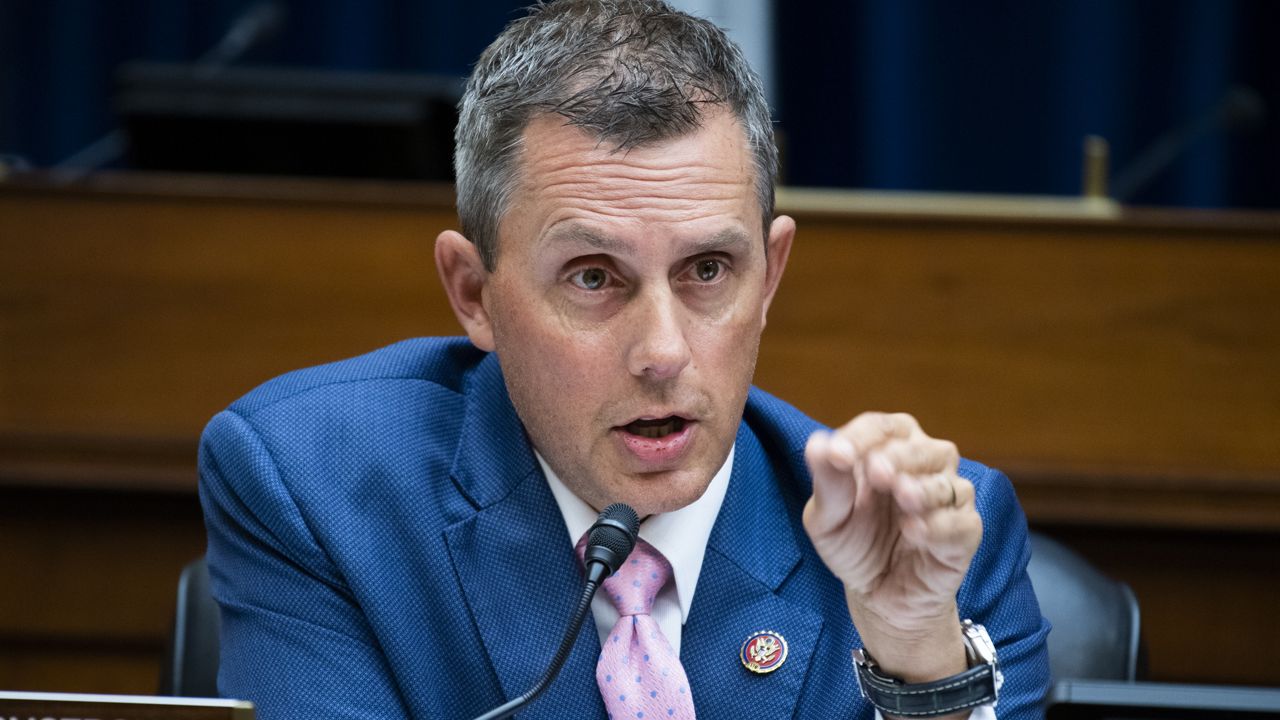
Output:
[199,1,1051,718]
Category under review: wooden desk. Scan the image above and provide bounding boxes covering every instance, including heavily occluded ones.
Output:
[2,173,1278,690]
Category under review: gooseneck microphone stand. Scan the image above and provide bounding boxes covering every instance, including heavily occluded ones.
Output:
[469,503,640,720]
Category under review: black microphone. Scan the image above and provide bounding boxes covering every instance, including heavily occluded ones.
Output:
[470,503,640,720]
[52,2,288,180]
[582,503,641,584]
[196,2,288,71]
[1111,84,1267,202]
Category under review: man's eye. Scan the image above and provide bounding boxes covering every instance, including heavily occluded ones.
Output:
[570,267,610,290]
[694,259,723,282]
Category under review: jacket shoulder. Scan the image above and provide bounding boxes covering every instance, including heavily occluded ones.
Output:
[225,336,485,419]
[744,386,827,448]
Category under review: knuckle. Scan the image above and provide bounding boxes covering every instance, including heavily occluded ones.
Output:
[937,439,960,466]
[858,411,890,434]
[937,475,958,503]
[845,412,878,437]
[889,412,918,431]
[883,438,913,467]
[908,443,927,468]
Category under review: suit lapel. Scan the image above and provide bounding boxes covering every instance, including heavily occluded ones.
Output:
[442,354,606,719]
[681,420,824,719]
[441,359,827,718]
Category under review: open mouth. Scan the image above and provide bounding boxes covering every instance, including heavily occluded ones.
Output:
[622,416,688,439]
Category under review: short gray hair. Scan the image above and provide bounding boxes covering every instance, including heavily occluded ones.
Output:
[454,0,777,270]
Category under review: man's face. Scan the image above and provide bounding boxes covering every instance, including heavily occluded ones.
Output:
[456,110,792,517]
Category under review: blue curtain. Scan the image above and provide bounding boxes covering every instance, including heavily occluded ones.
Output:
[2,0,1276,208]
[775,0,1279,208]
[0,0,528,168]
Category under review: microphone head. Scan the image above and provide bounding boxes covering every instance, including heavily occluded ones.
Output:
[237,2,287,37]
[584,503,639,579]
[1222,85,1266,132]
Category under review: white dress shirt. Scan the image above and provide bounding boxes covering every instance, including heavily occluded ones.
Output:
[537,445,997,719]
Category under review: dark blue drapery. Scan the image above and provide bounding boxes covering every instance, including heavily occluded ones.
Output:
[2,0,1276,208]
[775,0,1278,208]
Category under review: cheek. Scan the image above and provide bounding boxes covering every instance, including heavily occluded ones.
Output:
[698,298,767,383]
[691,289,766,351]
[491,292,617,398]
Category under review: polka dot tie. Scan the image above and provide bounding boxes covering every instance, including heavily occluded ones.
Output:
[578,536,696,720]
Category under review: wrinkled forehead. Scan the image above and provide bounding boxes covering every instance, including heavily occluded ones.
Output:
[522,111,754,200]
[491,111,763,271]
[509,108,758,201]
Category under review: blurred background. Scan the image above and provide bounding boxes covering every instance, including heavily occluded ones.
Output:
[1,0,1277,206]
[2,0,1279,706]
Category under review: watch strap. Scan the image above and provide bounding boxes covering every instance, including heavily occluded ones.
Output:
[853,655,996,717]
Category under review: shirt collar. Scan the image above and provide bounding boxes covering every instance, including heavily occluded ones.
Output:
[539,445,735,626]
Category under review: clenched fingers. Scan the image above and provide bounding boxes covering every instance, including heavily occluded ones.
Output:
[805,412,923,532]
[835,412,919,458]
[900,490,983,558]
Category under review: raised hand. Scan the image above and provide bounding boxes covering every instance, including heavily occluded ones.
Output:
[802,412,982,687]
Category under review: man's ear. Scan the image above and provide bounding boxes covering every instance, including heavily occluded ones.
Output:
[760,214,795,328]
[434,230,496,351]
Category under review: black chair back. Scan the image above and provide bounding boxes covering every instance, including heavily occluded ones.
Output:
[1027,531,1143,681]
[160,558,221,697]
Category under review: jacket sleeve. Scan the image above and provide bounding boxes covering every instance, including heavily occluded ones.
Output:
[958,462,1053,718]
[198,409,412,720]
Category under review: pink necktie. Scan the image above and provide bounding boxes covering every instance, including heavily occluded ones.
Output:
[578,536,696,719]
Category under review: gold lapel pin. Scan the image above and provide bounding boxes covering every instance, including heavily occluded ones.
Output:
[740,630,788,674]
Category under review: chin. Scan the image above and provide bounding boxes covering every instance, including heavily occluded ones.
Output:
[617,469,714,517]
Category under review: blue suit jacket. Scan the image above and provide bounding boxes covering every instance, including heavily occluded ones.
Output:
[199,337,1050,719]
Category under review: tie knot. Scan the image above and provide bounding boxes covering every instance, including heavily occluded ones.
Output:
[578,535,671,617]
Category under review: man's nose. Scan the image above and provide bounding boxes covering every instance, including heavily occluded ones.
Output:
[626,287,693,381]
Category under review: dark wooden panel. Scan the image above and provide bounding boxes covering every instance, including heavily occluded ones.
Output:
[4,175,1279,527]
[3,173,1280,691]
[760,214,1280,488]
[757,211,1280,531]
[0,487,206,693]
[0,179,458,446]
[0,643,161,695]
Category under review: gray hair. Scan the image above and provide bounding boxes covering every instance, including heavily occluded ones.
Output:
[454,0,778,270]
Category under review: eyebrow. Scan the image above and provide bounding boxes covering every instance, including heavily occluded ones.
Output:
[543,226,632,253]
[542,226,752,256]
[686,228,753,255]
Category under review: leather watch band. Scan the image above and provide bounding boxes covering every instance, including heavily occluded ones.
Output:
[852,620,999,718]
[853,656,996,717]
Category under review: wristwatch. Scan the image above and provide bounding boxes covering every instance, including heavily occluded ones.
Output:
[852,620,1000,718]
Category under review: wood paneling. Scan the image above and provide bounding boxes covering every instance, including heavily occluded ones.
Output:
[4,175,1279,525]
[765,214,1280,480]
[0,176,457,446]
[758,209,1280,532]
[2,173,1279,692]
[0,487,206,693]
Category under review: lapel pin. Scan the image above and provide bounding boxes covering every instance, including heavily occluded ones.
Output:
[740,630,788,674]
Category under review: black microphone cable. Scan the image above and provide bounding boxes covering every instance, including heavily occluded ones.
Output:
[52,2,288,182]
[470,503,640,720]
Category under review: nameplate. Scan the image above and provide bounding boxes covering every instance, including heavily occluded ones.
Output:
[0,691,253,720]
